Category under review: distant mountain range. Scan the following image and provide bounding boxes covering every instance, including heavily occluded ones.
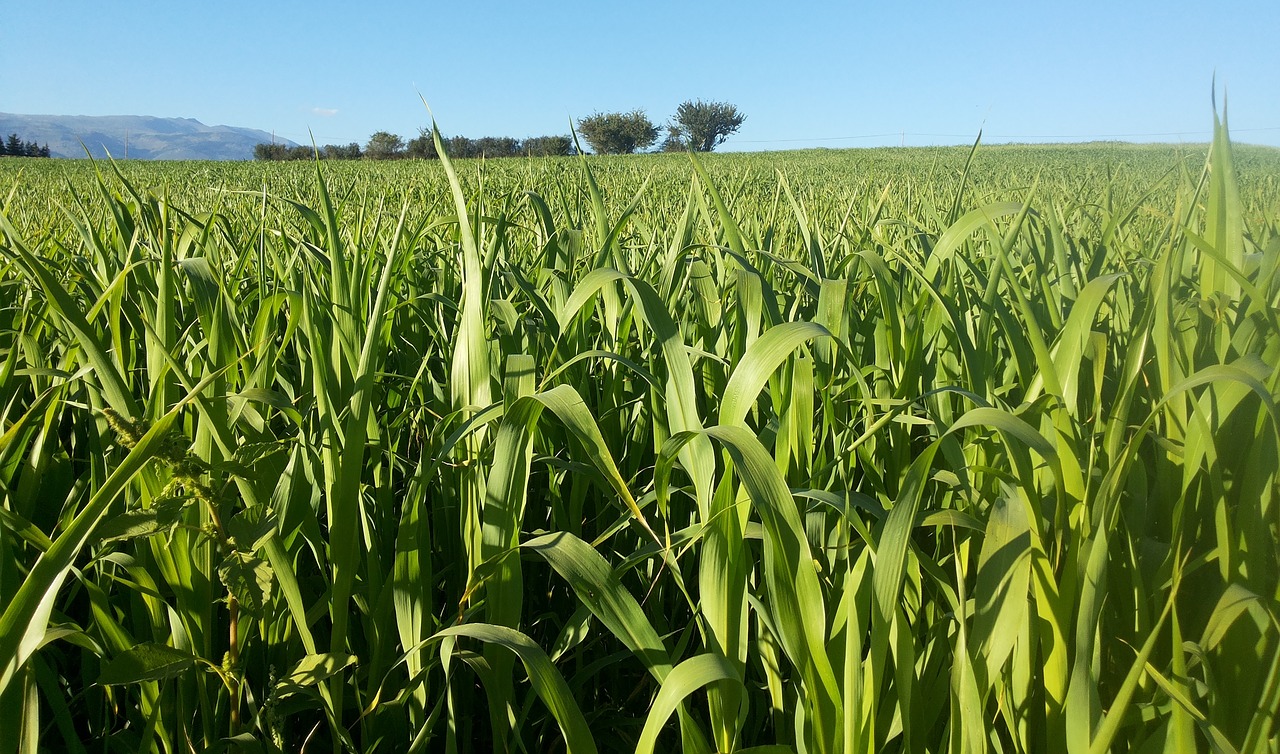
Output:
[0,113,299,160]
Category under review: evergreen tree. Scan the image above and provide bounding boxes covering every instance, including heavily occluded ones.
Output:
[0,134,53,158]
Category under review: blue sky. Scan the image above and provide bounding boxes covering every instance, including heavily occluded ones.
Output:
[4,0,1278,150]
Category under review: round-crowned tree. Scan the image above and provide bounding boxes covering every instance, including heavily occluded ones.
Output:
[670,100,746,152]
[576,111,658,155]
[365,131,405,160]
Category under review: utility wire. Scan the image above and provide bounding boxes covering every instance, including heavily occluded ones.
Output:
[268,126,1280,147]
[737,126,1280,145]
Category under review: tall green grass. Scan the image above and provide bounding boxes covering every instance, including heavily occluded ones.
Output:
[0,118,1278,753]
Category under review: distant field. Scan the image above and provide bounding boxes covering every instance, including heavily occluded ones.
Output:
[1,131,1278,753]
[4,140,1278,222]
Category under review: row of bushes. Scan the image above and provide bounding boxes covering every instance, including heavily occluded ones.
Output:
[252,143,362,161]
[428,134,575,159]
[253,131,575,162]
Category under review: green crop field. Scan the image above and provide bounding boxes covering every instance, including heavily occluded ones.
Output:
[1,117,1278,753]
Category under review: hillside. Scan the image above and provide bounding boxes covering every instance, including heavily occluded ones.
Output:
[0,113,298,160]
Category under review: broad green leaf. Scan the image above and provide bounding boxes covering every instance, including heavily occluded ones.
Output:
[971,487,1032,678]
[225,505,278,553]
[274,653,357,696]
[98,643,197,685]
[94,496,193,545]
[218,551,273,616]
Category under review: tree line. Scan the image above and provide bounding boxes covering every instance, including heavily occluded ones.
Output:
[253,100,745,161]
[0,134,51,158]
[254,131,575,162]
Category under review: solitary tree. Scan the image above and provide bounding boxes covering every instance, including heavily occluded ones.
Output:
[576,111,658,154]
[365,131,405,160]
[670,100,746,152]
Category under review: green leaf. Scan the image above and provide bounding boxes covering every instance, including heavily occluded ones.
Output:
[524,532,673,681]
[925,201,1024,280]
[719,321,832,428]
[225,505,278,553]
[98,643,197,685]
[635,654,744,754]
[273,652,357,697]
[971,487,1032,678]
[432,623,598,754]
[230,387,303,426]
[218,551,273,616]
[95,496,193,545]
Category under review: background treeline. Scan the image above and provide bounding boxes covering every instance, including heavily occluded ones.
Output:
[0,133,51,158]
[253,142,363,161]
[254,100,746,160]
[254,129,574,161]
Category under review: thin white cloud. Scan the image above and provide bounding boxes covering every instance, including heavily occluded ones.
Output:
[311,107,339,117]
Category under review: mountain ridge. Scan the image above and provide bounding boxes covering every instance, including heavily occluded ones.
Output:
[0,113,298,160]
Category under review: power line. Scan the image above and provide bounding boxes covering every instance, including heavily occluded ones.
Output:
[736,133,901,144]
[735,126,1280,145]
[264,126,1280,149]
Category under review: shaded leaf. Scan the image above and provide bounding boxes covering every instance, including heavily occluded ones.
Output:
[218,551,274,615]
[95,496,193,545]
[226,506,278,553]
[98,643,197,685]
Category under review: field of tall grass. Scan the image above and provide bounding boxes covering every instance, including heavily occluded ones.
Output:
[1,117,1278,753]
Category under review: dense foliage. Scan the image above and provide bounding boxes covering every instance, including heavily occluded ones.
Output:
[256,130,576,162]
[252,100,746,162]
[1,122,1278,753]
[0,133,50,158]
[668,100,747,152]
[576,110,660,154]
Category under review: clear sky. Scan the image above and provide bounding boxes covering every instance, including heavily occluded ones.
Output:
[4,0,1278,150]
